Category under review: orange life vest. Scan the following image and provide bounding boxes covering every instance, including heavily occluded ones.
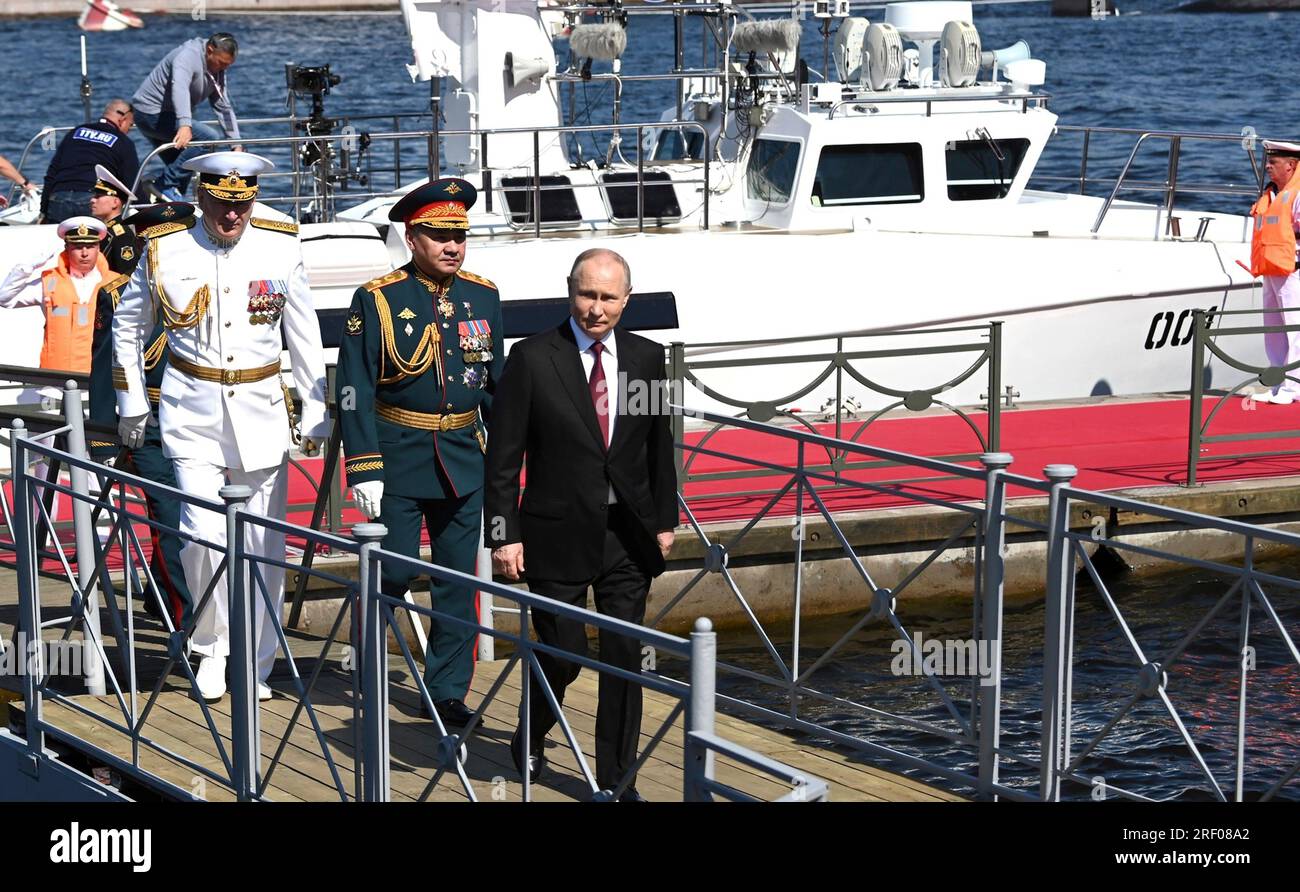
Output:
[1250,169,1300,277]
[39,252,109,374]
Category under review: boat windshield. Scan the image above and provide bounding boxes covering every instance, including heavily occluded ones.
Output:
[747,137,801,204]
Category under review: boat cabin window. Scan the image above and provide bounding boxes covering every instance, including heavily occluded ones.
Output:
[654,127,706,162]
[945,138,1030,201]
[499,175,583,228]
[600,171,682,225]
[746,138,800,204]
[811,143,924,206]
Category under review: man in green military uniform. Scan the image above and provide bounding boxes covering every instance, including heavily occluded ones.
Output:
[336,178,503,729]
[89,202,196,629]
[89,165,139,275]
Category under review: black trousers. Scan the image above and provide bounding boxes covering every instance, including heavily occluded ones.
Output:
[523,505,650,791]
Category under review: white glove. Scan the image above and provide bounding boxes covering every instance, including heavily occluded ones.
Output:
[299,436,321,457]
[118,413,150,450]
[352,480,384,520]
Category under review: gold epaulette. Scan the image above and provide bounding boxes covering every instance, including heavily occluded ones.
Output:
[364,269,408,293]
[140,217,196,239]
[250,217,300,236]
[100,273,130,296]
[456,269,497,291]
[110,221,126,236]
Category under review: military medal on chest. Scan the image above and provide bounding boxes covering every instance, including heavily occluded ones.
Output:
[247,279,287,325]
[457,319,493,373]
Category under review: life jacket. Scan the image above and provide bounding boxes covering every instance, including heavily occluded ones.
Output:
[39,252,109,374]
[1250,169,1300,277]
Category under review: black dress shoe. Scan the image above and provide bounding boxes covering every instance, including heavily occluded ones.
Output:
[433,698,476,728]
[510,729,546,783]
[618,786,647,803]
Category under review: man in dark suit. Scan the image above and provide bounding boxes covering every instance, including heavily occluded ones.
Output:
[484,248,678,802]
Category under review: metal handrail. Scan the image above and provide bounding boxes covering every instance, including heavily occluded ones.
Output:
[1185,306,1300,486]
[3,412,820,802]
[828,89,1049,119]
[129,118,713,233]
[1033,126,1289,236]
[667,322,1003,504]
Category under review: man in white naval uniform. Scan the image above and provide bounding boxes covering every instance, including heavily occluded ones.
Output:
[113,151,328,701]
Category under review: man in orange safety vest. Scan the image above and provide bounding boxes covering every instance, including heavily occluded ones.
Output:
[1250,139,1300,404]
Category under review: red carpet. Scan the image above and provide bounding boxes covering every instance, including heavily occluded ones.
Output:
[10,396,1300,572]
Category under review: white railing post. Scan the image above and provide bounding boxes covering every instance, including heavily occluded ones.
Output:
[1040,464,1078,801]
[685,617,716,802]
[977,452,1012,800]
[355,522,390,802]
[63,381,104,695]
[222,484,258,800]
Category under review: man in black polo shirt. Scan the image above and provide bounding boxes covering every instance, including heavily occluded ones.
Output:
[41,99,139,224]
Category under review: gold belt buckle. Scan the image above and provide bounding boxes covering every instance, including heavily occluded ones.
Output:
[222,369,238,386]
[439,414,453,432]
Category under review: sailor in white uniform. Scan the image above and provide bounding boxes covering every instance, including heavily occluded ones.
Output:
[113,151,329,701]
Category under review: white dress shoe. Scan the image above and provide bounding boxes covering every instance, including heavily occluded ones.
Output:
[195,656,227,701]
[257,682,273,702]
[1266,390,1296,405]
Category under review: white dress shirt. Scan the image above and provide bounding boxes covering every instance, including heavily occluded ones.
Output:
[569,316,618,504]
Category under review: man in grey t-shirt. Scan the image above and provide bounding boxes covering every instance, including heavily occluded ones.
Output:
[131,33,242,200]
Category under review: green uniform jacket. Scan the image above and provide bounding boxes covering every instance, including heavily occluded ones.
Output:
[101,217,140,276]
[336,261,504,499]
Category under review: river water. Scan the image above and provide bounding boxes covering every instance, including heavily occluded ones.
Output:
[2,2,1299,800]
[1,2,1298,209]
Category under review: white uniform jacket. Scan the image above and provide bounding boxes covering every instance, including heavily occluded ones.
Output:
[112,217,329,471]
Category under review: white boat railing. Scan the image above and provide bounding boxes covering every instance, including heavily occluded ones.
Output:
[127,118,714,233]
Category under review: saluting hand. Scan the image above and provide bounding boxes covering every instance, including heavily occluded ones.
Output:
[492,543,525,581]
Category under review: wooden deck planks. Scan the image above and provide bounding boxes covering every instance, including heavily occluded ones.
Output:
[16,655,960,802]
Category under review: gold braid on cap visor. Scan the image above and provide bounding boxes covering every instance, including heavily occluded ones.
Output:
[410,201,469,230]
[200,173,259,202]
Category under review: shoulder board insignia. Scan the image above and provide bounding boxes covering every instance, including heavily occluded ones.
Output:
[250,217,300,236]
[110,222,126,235]
[100,273,130,296]
[456,269,498,291]
[364,269,408,292]
[140,217,196,239]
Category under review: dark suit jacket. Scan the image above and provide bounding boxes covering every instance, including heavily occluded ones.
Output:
[484,320,679,582]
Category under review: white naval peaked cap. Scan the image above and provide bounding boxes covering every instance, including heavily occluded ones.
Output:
[1263,139,1300,158]
[92,163,136,201]
[181,150,275,177]
[57,215,107,243]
